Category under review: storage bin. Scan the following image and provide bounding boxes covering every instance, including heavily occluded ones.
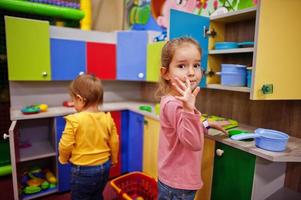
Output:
[220,64,247,86]
[110,171,157,200]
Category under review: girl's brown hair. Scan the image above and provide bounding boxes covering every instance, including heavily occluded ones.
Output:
[69,74,103,108]
[156,37,202,97]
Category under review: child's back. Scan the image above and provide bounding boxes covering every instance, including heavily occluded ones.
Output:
[58,74,119,200]
[60,111,118,166]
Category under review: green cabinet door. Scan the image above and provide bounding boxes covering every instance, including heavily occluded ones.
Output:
[146,41,166,82]
[5,17,51,81]
[211,142,255,200]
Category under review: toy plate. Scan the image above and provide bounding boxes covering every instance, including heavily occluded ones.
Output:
[21,106,40,114]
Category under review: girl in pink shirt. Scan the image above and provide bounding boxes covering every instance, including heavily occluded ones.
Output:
[157,37,226,199]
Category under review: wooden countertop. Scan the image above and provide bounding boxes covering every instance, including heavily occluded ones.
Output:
[207,125,301,162]
[11,101,301,162]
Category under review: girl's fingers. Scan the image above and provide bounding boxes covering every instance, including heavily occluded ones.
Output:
[185,77,191,89]
[172,82,184,95]
[174,77,186,90]
[192,86,200,97]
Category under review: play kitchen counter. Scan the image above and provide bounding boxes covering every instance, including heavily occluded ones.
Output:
[10,101,301,163]
[207,125,301,163]
[8,102,301,200]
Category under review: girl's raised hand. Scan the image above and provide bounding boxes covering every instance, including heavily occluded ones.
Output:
[173,76,200,113]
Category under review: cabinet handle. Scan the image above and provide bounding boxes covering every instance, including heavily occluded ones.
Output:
[42,72,48,77]
[204,26,216,38]
[3,133,9,140]
[138,73,144,79]
[204,70,216,77]
[261,84,273,94]
[216,149,224,157]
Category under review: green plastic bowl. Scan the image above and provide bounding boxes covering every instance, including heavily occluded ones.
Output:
[228,129,254,141]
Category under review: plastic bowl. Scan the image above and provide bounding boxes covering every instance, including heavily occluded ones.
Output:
[215,42,238,50]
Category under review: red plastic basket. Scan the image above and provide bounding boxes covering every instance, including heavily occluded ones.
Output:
[110,172,158,200]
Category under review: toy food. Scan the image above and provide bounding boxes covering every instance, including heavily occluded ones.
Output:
[46,171,57,184]
[39,104,48,112]
[21,104,48,114]
[23,186,41,194]
[27,178,44,187]
[63,101,74,107]
[41,181,50,190]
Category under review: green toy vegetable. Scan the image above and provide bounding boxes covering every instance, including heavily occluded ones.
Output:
[23,186,41,194]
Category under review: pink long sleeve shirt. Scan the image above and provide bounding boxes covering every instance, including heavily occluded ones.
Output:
[158,95,205,190]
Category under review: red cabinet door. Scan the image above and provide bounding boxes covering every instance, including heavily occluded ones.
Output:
[109,111,121,178]
[87,42,116,80]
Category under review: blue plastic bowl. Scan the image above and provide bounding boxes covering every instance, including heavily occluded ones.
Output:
[255,128,289,152]
[215,42,238,50]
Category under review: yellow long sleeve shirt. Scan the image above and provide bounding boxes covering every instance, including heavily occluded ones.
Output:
[58,111,119,166]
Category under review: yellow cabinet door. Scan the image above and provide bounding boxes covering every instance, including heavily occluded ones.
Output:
[143,117,160,179]
[252,0,301,99]
[195,137,215,200]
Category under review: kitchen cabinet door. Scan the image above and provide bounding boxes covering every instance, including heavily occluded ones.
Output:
[143,117,160,179]
[5,16,51,81]
[55,116,71,192]
[195,138,215,200]
[109,111,122,178]
[169,9,209,87]
[117,31,148,81]
[87,42,116,80]
[121,111,143,172]
[251,0,301,99]
[51,39,86,80]
[211,142,255,200]
[146,41,166,82]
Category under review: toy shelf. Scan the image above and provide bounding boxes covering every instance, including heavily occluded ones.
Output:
[210,6,257,22]
[206,84,250,93]
[19,141,56,162]
[209,47,254,54]
[22,188,58,200]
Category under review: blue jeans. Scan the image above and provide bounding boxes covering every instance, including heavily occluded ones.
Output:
[70,160,111,200]
[158,179,197,200]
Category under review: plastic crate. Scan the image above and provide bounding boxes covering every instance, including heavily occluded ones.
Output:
[110,172,157,200]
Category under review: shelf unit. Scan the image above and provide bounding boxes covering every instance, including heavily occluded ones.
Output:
[9,118,57,200]
[206,84,250,93]
[210,7,257,23]
[209,47,254,55]
[207,7,256,92]
[19,141,56,162]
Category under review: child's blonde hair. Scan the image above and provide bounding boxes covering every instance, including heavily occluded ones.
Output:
[69,74,103,108]
[156,37,202,97]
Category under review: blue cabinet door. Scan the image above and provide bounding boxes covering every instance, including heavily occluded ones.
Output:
[169,9,209,87]
[121,111,129,173]
[117,31,148,81]
[121,111,143,172]
[55,116,71,192]
[51,38,86,80]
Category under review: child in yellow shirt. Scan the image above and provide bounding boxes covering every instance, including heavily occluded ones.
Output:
[59,74,119,200]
